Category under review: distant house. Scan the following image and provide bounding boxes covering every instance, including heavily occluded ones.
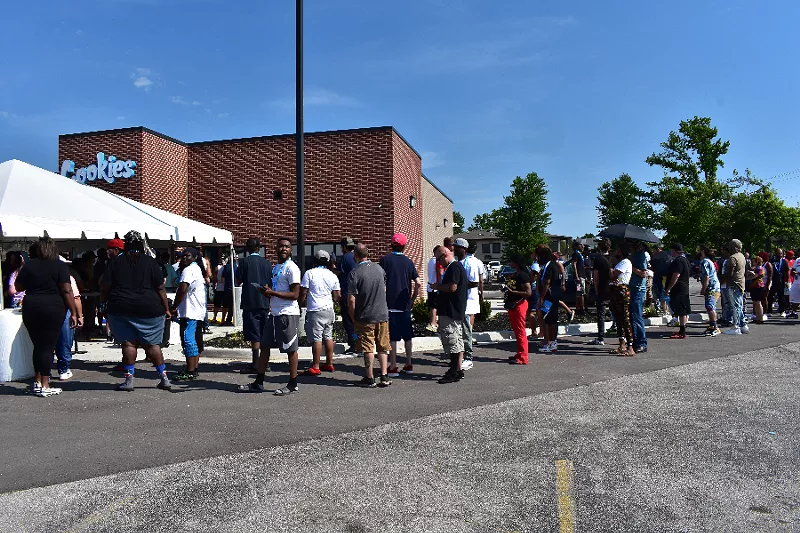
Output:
[453,230,504,262]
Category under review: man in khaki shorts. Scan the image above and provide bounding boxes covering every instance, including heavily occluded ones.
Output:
[347,243,392,388]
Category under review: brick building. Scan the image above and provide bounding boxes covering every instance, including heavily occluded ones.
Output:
[58,126,452,278]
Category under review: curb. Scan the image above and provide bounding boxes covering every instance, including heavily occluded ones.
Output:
[200,313,713,360]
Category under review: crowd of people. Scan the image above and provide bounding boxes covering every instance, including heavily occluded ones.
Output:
[3,229,796,398]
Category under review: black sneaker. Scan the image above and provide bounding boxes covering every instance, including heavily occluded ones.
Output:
[437,371,462,384]
[359,377,377,388]
[378,375,393,388]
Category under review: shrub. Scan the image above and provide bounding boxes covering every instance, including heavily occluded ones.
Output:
[411,298,430,324]
[643,304,660,318]
[477,298,493,321]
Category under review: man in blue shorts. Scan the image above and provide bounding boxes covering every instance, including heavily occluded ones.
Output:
[379,233,420,376]
[235,238,271,373]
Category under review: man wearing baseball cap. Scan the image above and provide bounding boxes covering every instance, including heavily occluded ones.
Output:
[300,249,341,375]
[453,238,481,370]
[379,232,421,376]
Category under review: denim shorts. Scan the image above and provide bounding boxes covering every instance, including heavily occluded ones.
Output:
[107,314,164,346]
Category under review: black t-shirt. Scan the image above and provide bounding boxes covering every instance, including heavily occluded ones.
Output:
[16,259,69,310]
[539,261,563,302]
[379,253,419,312]
[104,254,166,318]
[237,254,271,310]
[436,260,468,319]
[504,270,531,309]
[650,251,672,276]
[570,250,586,278]
[593,254,611,299]
[667,255,691,296]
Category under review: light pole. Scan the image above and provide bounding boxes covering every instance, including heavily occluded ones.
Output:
[295,0,305,273]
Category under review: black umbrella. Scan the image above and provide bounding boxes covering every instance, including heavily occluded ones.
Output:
[598,223,659,243]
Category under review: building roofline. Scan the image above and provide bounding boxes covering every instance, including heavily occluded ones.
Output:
[58,125,428,160]
[422,173,453,204]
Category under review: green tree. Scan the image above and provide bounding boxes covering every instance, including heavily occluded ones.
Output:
[596,173,655,230]
[468,211,501,232]
[494,172,551,260]
[645,116,732,247]
[452,211,465,233]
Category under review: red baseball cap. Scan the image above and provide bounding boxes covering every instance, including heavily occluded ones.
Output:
[107,239,125,250]
[392,233,408,246]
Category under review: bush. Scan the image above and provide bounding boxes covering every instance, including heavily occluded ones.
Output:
[411,298,430,324]
[643,304,660,318]
[477,298,492,321]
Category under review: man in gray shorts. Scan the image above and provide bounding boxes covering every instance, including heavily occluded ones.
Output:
[300,249,341,375]
[239,237,302,395]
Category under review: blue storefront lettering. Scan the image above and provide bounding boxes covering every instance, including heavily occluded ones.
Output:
[60,152,136,184]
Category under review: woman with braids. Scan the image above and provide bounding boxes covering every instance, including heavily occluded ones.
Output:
[101,231,172,392]
[608,243,636,356]
[14,237,79,397]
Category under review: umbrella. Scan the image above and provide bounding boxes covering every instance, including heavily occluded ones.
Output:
[598,223,659,243]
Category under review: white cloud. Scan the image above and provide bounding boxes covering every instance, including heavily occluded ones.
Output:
[116,115,127,121]
[217,112,230,118]
[171,96,201,106]
[268,88,361,110]
[0,111,12,119]
[131,68,155,91]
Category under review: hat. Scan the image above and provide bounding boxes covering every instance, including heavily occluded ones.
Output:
[107,238,125,251]
[314,249,330,261]
[392,233,408,246]
[787,250,795,259]
[341,236,355,247]
[183,247,200,259]
[454,238,469,249]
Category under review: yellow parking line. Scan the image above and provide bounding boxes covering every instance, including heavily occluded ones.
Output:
[555,459,576,533]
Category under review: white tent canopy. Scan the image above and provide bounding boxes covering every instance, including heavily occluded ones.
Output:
[0,159,232,244]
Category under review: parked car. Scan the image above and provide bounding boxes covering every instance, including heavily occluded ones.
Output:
[487,260,501,279]
[497,265,515,284]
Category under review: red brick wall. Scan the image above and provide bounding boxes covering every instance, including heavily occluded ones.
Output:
[141,131,188,216]
[391,131,424,278]
[58,129,144,200]
[188,129,396,257]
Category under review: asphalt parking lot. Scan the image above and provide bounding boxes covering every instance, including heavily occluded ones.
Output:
[1,316,799,531]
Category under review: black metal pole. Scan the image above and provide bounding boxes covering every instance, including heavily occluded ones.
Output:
[295,0,305,273]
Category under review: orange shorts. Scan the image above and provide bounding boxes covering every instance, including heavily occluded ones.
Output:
[354,321,391,354]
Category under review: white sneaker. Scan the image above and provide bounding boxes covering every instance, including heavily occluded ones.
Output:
[668,318,678,327]
[762,315,769,321]
[741,325,750,334]
[35,387,62,397]
[461,359,474,371]
[540,342,557,353]
[59,370,73,381]
[780,312,787,318]
[723,327,742,335]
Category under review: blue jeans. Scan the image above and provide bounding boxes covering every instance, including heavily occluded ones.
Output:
[629,289,647,348]
[730,287,745,328]
[54,310,73,374]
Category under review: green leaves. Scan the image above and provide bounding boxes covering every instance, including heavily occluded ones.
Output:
[452,211,465,233]
[496,172,551,261]
[596,173,655,230]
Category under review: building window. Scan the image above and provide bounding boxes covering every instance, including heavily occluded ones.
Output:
[444,218,448,227]
[409,195,417,208]
[273,189,283,200]
[492,243,501,254]
[482,243,490,254]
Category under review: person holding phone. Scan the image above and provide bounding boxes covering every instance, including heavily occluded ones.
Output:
[503,254,532,365]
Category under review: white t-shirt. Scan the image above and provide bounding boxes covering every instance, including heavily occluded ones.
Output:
[271,259,301,316]
[301,267,341,312]
[427,256,438,292]
[613,258,633,285]
[177,262,207,320]
[460,255,482,315]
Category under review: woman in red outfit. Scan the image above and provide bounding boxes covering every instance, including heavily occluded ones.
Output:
[503,255,532,365]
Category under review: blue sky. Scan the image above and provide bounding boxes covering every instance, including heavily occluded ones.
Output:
[1,0,798,236]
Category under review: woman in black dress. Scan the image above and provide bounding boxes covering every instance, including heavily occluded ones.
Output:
[14,238,78,397]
